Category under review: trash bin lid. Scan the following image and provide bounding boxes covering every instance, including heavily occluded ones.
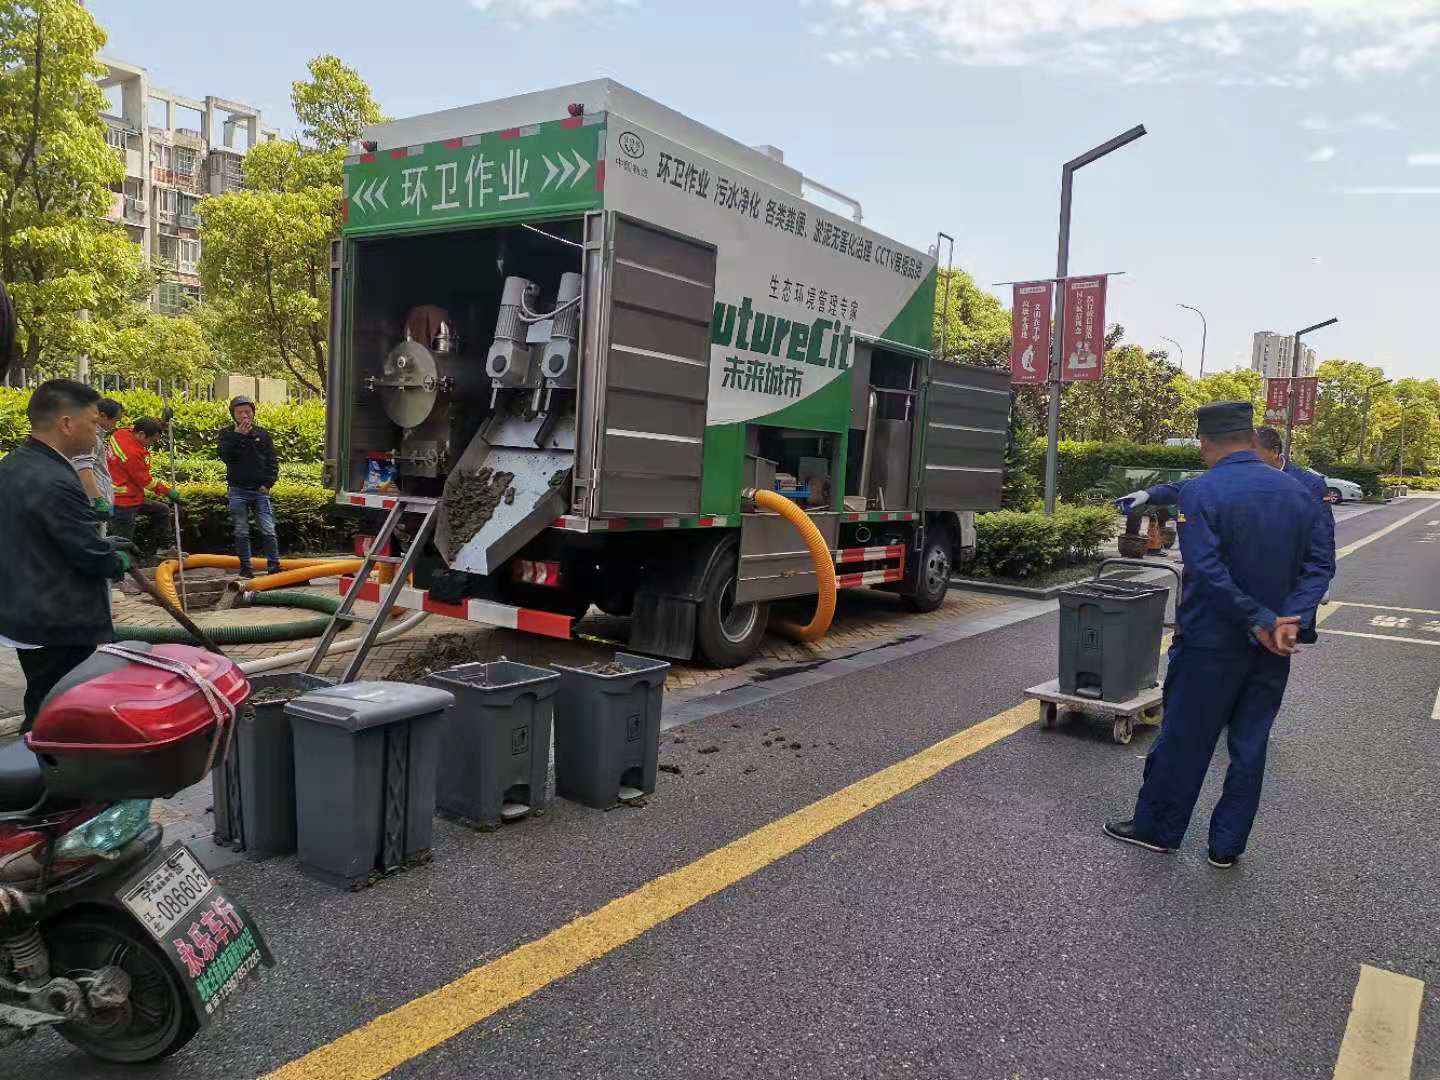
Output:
[284,681,454,731]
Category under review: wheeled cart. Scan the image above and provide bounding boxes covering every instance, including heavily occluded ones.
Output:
[1026,559,1181,744]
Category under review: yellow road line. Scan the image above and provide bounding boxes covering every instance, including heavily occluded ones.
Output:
[265,702,1038,1080]
[1333,964,1425,1080]
[1335,503,1436,560]
[1318,629,1440,648]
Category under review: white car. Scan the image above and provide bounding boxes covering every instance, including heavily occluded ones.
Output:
[1322,477,1364,503]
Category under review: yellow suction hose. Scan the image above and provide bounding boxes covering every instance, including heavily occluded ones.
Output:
[154,556,361,609]
[746,488,836,643]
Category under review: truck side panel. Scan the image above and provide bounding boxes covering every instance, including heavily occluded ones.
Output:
[917,363,1009,511]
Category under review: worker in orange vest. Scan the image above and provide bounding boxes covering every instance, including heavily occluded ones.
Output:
[108,417,181,559]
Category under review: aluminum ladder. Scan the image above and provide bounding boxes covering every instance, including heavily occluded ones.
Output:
[304,496,439,683]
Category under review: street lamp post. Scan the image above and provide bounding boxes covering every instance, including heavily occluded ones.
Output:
[1177,304,1207,377]
[1160,336,1185,370]
[1357,376,1389,464]
[1042,124,1147,514]
[1397,400,1423,478]
[1282,317,1338,464]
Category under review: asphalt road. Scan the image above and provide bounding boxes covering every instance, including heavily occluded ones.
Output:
[9,498,1437,1079]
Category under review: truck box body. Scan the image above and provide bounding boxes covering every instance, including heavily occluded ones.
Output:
[328,80,1008,663]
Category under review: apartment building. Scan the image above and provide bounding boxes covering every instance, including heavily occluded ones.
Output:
[97,58,276,313]
[1251,330,1317,380]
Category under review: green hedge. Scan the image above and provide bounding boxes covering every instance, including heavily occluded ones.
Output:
[118,482,352,555]
[1317,464,1385,497]
[1028,439,1206,503]
[0,388,326,464]
[971,505,1117,579]
[1384,474,1440,491]
[152,454,323,485]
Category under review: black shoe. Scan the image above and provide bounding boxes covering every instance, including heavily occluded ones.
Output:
[1207,850,1239,868]
[266,565,283,576]
[238,567,254,580]
[1103,819,1174,853]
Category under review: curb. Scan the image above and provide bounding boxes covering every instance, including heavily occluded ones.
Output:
[950,577,1078,600]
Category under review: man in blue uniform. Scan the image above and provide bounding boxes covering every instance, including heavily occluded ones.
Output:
[1105,402,1331,867]
[1117,426,1335,641]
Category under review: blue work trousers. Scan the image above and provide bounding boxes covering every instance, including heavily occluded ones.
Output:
[228,487,281,574]
[1133,642,1291,857]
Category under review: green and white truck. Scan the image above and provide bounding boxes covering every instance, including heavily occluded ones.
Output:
[325,80,1009,666]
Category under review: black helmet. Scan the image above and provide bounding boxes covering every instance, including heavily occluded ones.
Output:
[229,394,256,416]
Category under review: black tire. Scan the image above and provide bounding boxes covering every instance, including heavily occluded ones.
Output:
[47,911,199,1063]
[903,528,951,613]
[695,545,769,667]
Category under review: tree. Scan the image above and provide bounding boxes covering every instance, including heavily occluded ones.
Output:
[933,268,1011,368]
[98,310,212,383]
[1170,368,1265,437]
[1060,341,1183,442]
[198,55,384,392]
[0,0,153,377]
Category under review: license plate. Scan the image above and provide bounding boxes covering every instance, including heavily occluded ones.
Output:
[120,845,274,1024]
[121,846,214,940]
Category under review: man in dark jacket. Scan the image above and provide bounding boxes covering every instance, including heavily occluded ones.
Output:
[0,380,130,730]
[217,394,282,577]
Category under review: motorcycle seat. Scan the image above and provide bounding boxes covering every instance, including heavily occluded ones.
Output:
[0,738,45,811]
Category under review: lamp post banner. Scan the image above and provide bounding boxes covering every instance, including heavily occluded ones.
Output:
[1061,275,1107,382]
[1265,377,1291,424]
[1293,376,1319,424]
[1009,281,1053,384]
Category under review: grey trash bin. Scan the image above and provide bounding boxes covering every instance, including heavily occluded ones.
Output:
[552,653,669,810]
[286,681,453,890]
[1058,580,1168,704]
[425,661,559,829]
[212,672,332,855]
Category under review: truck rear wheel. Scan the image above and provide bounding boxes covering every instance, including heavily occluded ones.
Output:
[695,547,769,667]
[904,527,951,613]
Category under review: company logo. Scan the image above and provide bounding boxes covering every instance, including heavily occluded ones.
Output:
[618,131,645,159]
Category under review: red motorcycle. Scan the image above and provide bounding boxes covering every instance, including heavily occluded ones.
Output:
[0,642,269,1062]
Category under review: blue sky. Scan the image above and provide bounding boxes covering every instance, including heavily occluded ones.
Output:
[93,0,1440,379]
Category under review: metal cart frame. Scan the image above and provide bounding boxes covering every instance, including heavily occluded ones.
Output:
[1026,558,1182,744]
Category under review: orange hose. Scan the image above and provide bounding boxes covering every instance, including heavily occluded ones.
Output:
[243,560,364,592]
[154,556,342,609]
[748,488,836,643]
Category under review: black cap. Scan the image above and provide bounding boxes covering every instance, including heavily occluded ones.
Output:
[1195,400,1254,438]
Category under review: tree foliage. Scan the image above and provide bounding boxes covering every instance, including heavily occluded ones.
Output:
[0,0,154,377]
[933,268,1010,368]
[198,55,384,392]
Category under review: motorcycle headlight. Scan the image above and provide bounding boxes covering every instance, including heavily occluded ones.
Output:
[55,800,153,859]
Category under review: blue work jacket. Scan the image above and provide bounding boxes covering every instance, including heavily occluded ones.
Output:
[1172,450,1331,648]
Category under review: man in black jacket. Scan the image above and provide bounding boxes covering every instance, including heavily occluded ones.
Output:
[217,394,282,577]
[0,380,130,730]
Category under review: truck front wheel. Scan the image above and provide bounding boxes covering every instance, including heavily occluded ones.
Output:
[904,527,952,613]
[695,548,769,667]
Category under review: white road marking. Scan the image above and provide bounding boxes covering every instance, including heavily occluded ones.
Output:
[1335,502,1438,560]
[1318,629,1440,647]
[1327,602,1440,616]
[1432,685,1440,721]
[1333,964,1425,1080]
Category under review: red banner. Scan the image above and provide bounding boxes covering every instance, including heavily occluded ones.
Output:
[1264,378,1290,424]
[1008,281,1053,384]
[1293,376,1319,424]
[1060,275,1107,382]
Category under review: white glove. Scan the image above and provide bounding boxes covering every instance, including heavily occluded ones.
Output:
[1115,490,1149,515]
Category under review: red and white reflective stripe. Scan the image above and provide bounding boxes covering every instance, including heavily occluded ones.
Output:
[834,544,906,564]
[841,511,918,523]
[339,578,573,640]
[512,559,561,587]
[836,568,905,588]
[342,492,399,511]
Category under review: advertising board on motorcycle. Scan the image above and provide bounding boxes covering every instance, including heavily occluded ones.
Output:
[121,845,273,1023]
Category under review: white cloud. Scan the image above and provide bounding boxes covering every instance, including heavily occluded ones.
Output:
[1340,186,1440,195]
[1308,145,1337,162]
[820,1,1440,81]
[1409,151,1440,165]
[1352,111,1398,129]
[1301,114,1330,130]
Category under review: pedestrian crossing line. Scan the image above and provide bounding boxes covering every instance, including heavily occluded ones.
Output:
[263,701,1039,1080]
[1333,964,1425,1080]
[1334,503,1437,560]
[1430,685,1440,722]
[1318,629,1440,648]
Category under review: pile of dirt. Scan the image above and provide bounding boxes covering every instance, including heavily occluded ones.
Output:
[248,687,304,706]
[387,633,493,683]
[574,660,629,676]
[446,467,515,558]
